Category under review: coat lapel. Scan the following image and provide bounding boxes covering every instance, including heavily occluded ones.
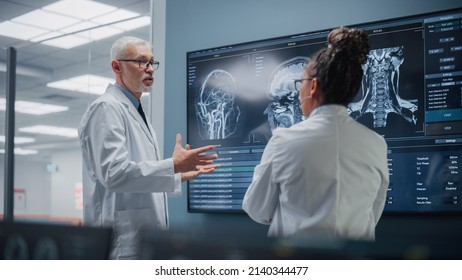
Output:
[107,84,157,148]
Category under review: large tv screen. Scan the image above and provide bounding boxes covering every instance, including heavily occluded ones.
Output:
[186,8,462,214]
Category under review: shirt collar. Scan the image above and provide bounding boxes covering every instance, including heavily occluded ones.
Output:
[310,104,348,117]
[115,83,140,108]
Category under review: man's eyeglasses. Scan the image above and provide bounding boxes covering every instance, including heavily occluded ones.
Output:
[118,59,160,70]
[293,78,313,92]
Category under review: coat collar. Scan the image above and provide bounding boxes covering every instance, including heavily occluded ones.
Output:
[309,104,348,118]
[105,84,156,146]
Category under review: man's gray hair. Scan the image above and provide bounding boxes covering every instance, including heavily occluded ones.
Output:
[110,36,150,60]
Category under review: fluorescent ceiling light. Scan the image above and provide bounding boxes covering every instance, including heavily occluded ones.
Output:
[19,125,78,138]
[13,9,81,30]
[0,98,69,115]
[0,21,47,40]
[85,84,112,95]
[75,25,123,42]
[0,148,38,155]
[91,9,139,25]
[30,31,65,43]
[0,136,36,144]
[47,74,114,95]
[61,21,97,33]
[0,0,149,49]
[43,25,123,49]
[40,34,91,49]
[112,16,151,31]
[43,0,116,20]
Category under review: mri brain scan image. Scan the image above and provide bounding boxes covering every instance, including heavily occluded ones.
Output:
[195,69,241,140]
[348,47,418,127]
[265,56,309,130]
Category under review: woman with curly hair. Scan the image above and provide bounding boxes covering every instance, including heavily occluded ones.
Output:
[243,27,389,241]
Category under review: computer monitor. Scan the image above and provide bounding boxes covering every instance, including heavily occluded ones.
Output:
[186,8,462,214]
[0,222,112,259]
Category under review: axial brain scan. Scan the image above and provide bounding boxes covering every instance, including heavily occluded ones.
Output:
[348,47,418,127]
[195,69,241,140]
[265,56,309,130]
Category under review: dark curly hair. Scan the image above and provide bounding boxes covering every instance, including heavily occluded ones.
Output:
[309,26,370,106]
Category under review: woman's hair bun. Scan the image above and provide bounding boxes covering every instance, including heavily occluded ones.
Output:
[327,26,370,64]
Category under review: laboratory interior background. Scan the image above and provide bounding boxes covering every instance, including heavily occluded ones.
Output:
[1,0,461,259]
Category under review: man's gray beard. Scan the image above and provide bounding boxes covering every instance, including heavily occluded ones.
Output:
[139,85,152,93]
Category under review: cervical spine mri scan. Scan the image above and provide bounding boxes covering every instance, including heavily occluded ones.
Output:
[196,69,241,140]
[265,56,309,130]
[348,47,418,127]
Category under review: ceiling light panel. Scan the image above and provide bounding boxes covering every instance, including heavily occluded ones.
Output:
[112,16,151,31]
[70,74,114,94]
[75,25,123,42]
[47,74,114,95]
[85,84,110,95]
[91,9,139,25]
[70,74,114,88]
[0,148,39,155]
[19,125,78,138]
[0,21,47,40]
[29,31,66,43]
[43,0,117,20]
[16,101,69,115]
[61,21,98,34]
[0,136,36,144]
[0,0,149,49]
[41,34,91,49]
[0,98,69,115]
[13,9,81,30]
[46,80,82,92]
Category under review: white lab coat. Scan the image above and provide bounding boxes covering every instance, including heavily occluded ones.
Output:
[78,84,181,259]
[242,105,389,241]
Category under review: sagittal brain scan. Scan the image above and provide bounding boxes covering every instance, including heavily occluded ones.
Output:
[195,69,241,140]
[265,56,309,130]
[348,47,418,128]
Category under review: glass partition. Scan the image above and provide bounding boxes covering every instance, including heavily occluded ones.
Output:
[0,47,6,219]
[0,0,152,225]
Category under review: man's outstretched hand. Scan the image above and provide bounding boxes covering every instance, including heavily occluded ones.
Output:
[180,164,220,182]
[172,134,220,176]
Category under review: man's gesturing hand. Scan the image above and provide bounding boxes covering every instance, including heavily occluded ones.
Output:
[172,134,219,173]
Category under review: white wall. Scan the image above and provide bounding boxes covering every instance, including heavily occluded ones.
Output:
[49,148,83,220]
[0,156,51,217]
[1,149,82,221]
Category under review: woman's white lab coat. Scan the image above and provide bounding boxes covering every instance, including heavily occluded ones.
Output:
[242,105,389,241]
[78,84,181,259]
